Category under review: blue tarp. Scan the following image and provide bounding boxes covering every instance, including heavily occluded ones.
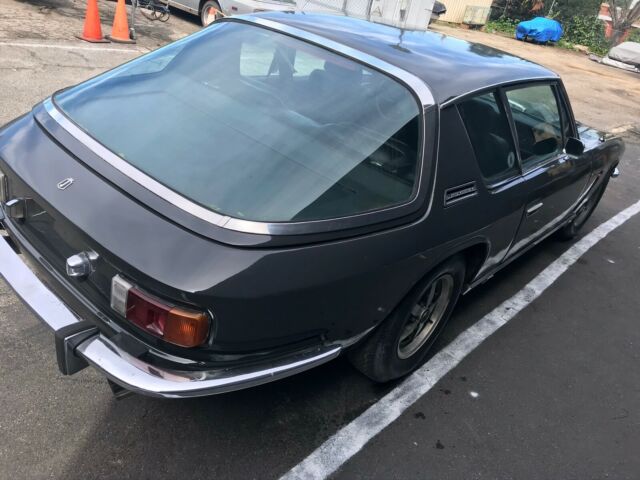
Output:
[515,17,563,43]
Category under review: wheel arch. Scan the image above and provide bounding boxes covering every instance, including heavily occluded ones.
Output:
[458,242,490,287]
[390,239,490,322]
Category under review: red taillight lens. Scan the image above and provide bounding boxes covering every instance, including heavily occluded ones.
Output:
[126,288,170,337]
[110,276,210,348]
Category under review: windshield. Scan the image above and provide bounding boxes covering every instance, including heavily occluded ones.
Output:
[55,22,421,223]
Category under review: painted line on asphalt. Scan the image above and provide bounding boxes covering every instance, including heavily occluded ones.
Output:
[281,198,640,480]
[0,41,146,53]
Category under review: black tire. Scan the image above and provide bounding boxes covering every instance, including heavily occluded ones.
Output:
[348,256,465,382]
[200,0,222,26]
[557,175,610,240]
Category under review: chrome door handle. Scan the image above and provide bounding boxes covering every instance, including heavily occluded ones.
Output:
[526,202,543,216]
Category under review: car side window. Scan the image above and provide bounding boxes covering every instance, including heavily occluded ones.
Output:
[505,84,564,168]
[457,91,519,184]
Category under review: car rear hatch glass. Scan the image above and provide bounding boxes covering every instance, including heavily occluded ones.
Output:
[53,21,421,225]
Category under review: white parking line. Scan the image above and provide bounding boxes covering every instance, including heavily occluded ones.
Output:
[0,41,146,53]
[281,198,640,480]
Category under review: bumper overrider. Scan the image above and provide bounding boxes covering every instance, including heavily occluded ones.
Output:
[0,208,341,398]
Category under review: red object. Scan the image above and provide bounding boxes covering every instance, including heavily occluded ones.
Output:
[598,2,631,41]
[107,0,135,44]
[126,288,210,347]
[77,0,109,43]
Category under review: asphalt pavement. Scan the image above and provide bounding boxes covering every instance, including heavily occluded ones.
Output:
[1,10,640,479]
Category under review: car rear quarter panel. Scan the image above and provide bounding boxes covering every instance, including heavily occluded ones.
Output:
[0,110,427,353]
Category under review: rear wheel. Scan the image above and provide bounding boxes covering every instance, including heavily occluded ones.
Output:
[200,0,222,26]
[349,256,465,382]
[558,175,609,240]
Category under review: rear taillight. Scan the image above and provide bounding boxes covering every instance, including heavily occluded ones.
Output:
[110,275,210,348]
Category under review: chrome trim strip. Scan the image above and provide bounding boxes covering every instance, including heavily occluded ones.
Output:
[525,201,543,216]
[439,76,560,108]
[0,230,342,397]
[233,15,435,107]
[43,100,251,231]
[45,15,435,236]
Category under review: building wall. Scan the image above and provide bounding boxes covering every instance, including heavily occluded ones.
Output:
[300,0,436,29]
[438,0,493,24]
[598,2,640,40]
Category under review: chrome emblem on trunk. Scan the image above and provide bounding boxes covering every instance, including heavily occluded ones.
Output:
[57,178,74,190]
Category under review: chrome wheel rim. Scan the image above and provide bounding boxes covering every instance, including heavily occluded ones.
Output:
[397,274,454,359]
[204,6,219,25]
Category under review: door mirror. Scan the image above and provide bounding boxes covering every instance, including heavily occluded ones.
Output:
[564,137,585,156]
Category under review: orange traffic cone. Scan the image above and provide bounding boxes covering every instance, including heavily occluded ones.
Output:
[76,0,109,43]
[106,0,135,44]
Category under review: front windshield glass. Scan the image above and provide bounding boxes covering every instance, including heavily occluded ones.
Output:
[55,22,421,223]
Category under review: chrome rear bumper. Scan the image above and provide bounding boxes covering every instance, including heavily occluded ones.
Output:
[0,230,341,398]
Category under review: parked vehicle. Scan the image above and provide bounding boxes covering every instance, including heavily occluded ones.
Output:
[0,13,624,398]
[167,0,294,26]
[515,16,563,44]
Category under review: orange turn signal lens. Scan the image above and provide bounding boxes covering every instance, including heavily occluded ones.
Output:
[164,307,210,348]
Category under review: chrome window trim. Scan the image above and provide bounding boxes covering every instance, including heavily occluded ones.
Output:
[439,76,560,109]
[46,16,436,236]
[233,15,435,107]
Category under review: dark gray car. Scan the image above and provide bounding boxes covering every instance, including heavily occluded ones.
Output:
[0,13,624,398]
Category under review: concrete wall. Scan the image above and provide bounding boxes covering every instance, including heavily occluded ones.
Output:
[439,0,493,24]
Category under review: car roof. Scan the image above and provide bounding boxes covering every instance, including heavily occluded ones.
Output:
[250,12,559,105]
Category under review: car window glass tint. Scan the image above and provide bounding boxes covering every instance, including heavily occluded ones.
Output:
[240,36,278,77]
[55,22,421,224]
[505,84,563,167]
[457,91,518,183]
[292,49,326,77]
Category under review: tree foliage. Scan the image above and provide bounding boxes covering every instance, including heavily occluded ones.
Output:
[490,0,602,22]
[487,0,616,54]
[608,0,640,44]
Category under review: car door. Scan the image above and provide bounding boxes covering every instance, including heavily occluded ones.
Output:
[454,89,528,273]
[504,82,593,254]
[168,0,200,15]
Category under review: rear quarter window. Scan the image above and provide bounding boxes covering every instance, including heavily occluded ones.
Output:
[457,90,519,184]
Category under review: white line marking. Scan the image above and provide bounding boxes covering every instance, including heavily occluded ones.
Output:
[0,42,146,53]
[281,199,640,480]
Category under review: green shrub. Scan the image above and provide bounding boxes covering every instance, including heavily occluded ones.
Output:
[485,18,519,35]
[563,15,610,56]
[628,28,640,43]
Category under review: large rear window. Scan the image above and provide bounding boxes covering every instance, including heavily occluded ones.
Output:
[55,22,421,223]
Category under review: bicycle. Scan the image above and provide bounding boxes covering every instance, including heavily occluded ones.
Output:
[138,0,170,22]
